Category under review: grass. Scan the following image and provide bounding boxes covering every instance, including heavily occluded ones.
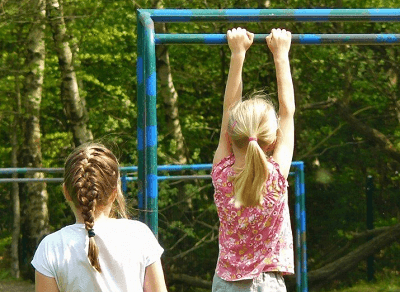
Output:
[322,271,400,292]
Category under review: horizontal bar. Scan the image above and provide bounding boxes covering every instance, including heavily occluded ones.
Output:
[120,164,212,173]
[0,166,303,183]
[155,34,400,45]
[0,168,64,174]
[1,162,303,176]
[140,9,400,22]
[0,175,211,183]
[125,175,212,181]
[0,178,63,183]
[157,164,212,172]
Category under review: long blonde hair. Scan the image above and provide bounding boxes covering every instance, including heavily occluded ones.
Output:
[227,97,278,207]
[64,143,127,272]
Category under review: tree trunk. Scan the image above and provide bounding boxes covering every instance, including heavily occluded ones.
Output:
[166,223,400,291]
[19,0,49,279]
[11,72,21,279]
[46,0,93,146]
[155,23,188,165]
[306,223,400,290]
[335,101,400,163]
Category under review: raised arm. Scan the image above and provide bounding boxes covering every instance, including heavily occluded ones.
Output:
[213,27,254,165]
[266,29,295,179]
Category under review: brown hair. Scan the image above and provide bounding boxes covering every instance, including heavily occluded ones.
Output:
[64,143,127,272]
[227,97,278,207]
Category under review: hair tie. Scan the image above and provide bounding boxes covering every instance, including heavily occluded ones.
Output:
[248,137,258,142]
[88,229,96,238]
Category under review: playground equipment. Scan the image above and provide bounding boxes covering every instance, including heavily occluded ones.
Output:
[3,8,400,292]
[136,8,400,291]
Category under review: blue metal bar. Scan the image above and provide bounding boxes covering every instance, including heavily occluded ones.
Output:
[0,168,64,174]
[1,162,302,175]
[141,11,158,235]
[124,175,212,181]
[120,164,213,172]
[155,33,400,45]
[140,8,400,23]
[137,12,147,224]
[297,162,308,291]
[294,165,302,292]
[0,178,63,183]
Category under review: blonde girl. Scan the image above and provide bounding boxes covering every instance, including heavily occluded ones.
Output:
[211,27,295,291]
[32,143,168,292]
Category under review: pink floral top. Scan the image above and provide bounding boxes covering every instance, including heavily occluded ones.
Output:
[212,154,294,281]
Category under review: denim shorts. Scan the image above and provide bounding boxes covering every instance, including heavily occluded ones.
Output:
[212,272,286,292]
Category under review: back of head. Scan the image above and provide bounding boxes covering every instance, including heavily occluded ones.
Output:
[63,143,127,272]
[227,97,278,207]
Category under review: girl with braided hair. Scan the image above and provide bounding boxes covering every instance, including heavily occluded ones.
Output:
[211,27,295,291]
[32,143,167,292]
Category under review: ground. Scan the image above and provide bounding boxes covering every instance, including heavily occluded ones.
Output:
[0,280,34,292]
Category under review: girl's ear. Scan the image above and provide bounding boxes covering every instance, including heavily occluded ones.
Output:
[108,188,118,204]
[63,184,73,202]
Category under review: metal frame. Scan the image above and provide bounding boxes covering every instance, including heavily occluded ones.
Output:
[136,8,400,292]
[136,8,314,292]
[3,8,400,292]
[0,163,307,292]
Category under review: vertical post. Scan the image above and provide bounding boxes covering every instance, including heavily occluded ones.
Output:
[299,162,308,292]
[295,165,302,292]
[294,161,308,292]
[366,175,374,281]
[137,13,147,223]
[142,12,159,236]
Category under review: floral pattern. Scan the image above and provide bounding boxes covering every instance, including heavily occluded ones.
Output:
[212,154,294,281]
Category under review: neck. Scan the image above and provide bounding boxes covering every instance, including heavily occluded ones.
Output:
[232,145,246,170]
[73,204,113,224]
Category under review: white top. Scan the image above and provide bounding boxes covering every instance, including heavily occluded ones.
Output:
[32,218,163,292]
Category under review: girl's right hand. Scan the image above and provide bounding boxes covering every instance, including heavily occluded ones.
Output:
[266,28,292,58]
[227,27,254,55]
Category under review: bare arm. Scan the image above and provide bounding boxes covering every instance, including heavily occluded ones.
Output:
[267,29,295,179]
[143,260,168,292]
[213,27,254,165]
[35,271,59,292]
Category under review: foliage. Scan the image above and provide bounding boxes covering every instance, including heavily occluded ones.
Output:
[0,0,400,290]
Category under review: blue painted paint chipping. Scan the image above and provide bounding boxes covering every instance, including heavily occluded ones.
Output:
[147,174,158,198]
[299,34,321,44]
[146,73,157,96]
[294,9,330,22]
[376,34,398,43]
[146,125,157,147]
[137,128,144,150]
[204,35,226,44]
[137,57,144,84]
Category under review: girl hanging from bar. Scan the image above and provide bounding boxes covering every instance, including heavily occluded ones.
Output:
[212,27,295,292]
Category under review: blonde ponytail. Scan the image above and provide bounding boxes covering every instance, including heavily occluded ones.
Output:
[228,97,278,208]
[233,140,269,207]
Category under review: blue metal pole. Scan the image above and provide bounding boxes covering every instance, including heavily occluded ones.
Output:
[137,12,147,224]
[295,165,302,292]
[0,178,63,183]
[0,168,64,174]
[299,162,308,292]
[155,33,400,45]
[140,8,400,23]
[141,11,158,235]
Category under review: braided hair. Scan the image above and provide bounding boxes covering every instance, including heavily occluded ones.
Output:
[64,143,127,272]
